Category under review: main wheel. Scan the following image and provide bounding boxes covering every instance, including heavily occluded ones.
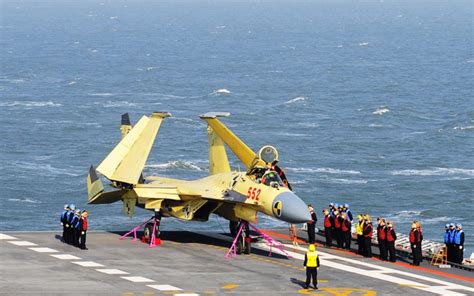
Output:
[144,222,160,241]
[229,221,239,237]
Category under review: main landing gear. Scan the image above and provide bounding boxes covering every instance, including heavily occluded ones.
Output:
[144,211,161,243]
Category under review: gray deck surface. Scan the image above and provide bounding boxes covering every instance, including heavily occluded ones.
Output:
[1,230,472,296]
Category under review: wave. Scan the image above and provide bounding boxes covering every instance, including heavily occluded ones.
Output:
[94,101,137,107]
[359,42,369,46]
[89,93,113,96]
[146,160,206,171]
[297,122,320,128]
[391,168,474,177]
[373,106,389,115]
[454,125,474,131]
[369,124,392,128]
[0,101,62,107]
[286,167,361,175]
[68,81,77,85]
[209,88,231,96]
[13,162,82,177]
[325,178,368,185]
[0,78,26,83]
[284,96,306,105]
[8,198,39,204]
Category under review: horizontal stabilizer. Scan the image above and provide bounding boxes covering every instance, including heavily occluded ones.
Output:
[97,112,171,184]
[87,166,125,204]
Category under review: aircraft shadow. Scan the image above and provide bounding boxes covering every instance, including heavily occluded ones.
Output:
[107,230,289,259]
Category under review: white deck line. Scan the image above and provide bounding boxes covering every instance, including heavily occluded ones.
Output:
[96,269,129,275]
[8,240,37,246]
[72,261,104,267]
[0,234,17,240]
[147,284,183,291]
[121,276,154,283]
[50,254,81,260]
[29,247,59,253]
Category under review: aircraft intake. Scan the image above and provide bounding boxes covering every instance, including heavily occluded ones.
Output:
[272,192,311,224]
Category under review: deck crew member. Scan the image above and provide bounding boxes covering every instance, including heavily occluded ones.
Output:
[60,205,69,242]
[409,222,422,266]
[322,209,333,247]
[363,215,373,257]
[454,224,464,264]
[328,203,335,218]
[333,210,343,248]
[306,205,317,244]
[270,160,292,191]
[71,209,81,247]
[415,221,424,263]
[447,223,456,262]
[79,210,88,250]
[386,221,397,262]
[343,204,353,222]
[303,244,320,290]
[341,212,352,250]
[356,214,364,255]
[289,224,299,247]
[65,204,76,244]
[377,218,387,261]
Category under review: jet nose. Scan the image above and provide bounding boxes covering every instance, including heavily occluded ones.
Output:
[272,191,311,223]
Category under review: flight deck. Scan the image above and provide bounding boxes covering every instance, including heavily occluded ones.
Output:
[1,230,472,296]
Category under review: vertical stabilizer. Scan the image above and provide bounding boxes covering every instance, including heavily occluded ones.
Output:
[120,113,132,139]
[97,112,171,185]
[207,125,231,175]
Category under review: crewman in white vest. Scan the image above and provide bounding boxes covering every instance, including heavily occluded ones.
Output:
[303,244,320,289]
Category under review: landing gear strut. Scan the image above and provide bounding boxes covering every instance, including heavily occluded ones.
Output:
[144,211,161,244]
[236,221,251,255]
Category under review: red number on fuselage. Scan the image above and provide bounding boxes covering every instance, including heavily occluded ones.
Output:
[247,187,261,201]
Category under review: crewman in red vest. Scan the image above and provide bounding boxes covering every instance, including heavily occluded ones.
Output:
[377,218,387,261]
[333,210,343,248]
[409,222,422,266]
[79,210,88,250]
[386,221,397,262]
[341,212,352,250]
[363,215,373,257]
[322,209,333,247]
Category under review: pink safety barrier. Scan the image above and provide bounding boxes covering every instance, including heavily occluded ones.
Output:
[119,216,160,248]
[225,222,292,259]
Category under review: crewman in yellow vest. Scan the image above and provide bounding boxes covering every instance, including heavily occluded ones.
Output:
[303,244,320,290]
[356,214,364,255]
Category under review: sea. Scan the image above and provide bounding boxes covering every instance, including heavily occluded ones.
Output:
[1,0,473,256]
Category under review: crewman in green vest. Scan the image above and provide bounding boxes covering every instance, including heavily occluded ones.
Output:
[303,244,320,289]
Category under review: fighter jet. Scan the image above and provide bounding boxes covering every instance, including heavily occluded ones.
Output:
[87,112,311,250]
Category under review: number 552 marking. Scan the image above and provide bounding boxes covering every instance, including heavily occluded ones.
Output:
[247,187,261,201]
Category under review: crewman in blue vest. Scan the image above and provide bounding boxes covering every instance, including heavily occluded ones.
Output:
[65,204,76,244]
[343,204,353,222]
[60,205,69,242]
[447,223,456,262]
[303,244,320,290]
[453,224,464,264]
[71,209,81,247]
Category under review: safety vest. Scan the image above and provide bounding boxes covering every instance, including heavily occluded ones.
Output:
[378,226,386,241]
[448,230,455,243]
[356,221,364,235]
[324,215,332,228]
[342,220,351,232]
[454,230,463,245]
[387,228,395,242]
[60,211,68,223]
[306,252,318,267]
[82,218,88,231]
[363,223,373,238]
[444,231,450,244]
[334,216,341,229]
[409,229,419,244]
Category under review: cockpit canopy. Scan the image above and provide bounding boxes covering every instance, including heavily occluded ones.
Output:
[260,171,284,188]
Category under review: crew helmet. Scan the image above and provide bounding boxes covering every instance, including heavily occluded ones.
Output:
[344,203,349,208]
[75,209,81,215]
[308,244,316,252]
[70,204,76,211]
[456,223,462,229]
[64,204,69,210]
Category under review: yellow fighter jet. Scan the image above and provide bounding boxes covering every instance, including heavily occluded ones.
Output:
[87,112,311,248]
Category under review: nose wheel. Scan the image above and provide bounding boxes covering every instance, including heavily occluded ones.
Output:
[236,221,251,255]
[144,211,162,243]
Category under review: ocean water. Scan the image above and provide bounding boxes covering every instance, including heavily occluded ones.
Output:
[1,0,473,255]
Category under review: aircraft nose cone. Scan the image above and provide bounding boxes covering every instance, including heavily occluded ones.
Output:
[272,191,311,223]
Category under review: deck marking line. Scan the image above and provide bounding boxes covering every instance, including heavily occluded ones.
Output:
[29,247,59,253]
[147,284,182,291]
[50,254,81,260]
[121,276,154,283]
[0,234,17,240]
[8,240,37,246]
[72,261,104,267]
[174,294,199,296]
[96,268,129,275]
